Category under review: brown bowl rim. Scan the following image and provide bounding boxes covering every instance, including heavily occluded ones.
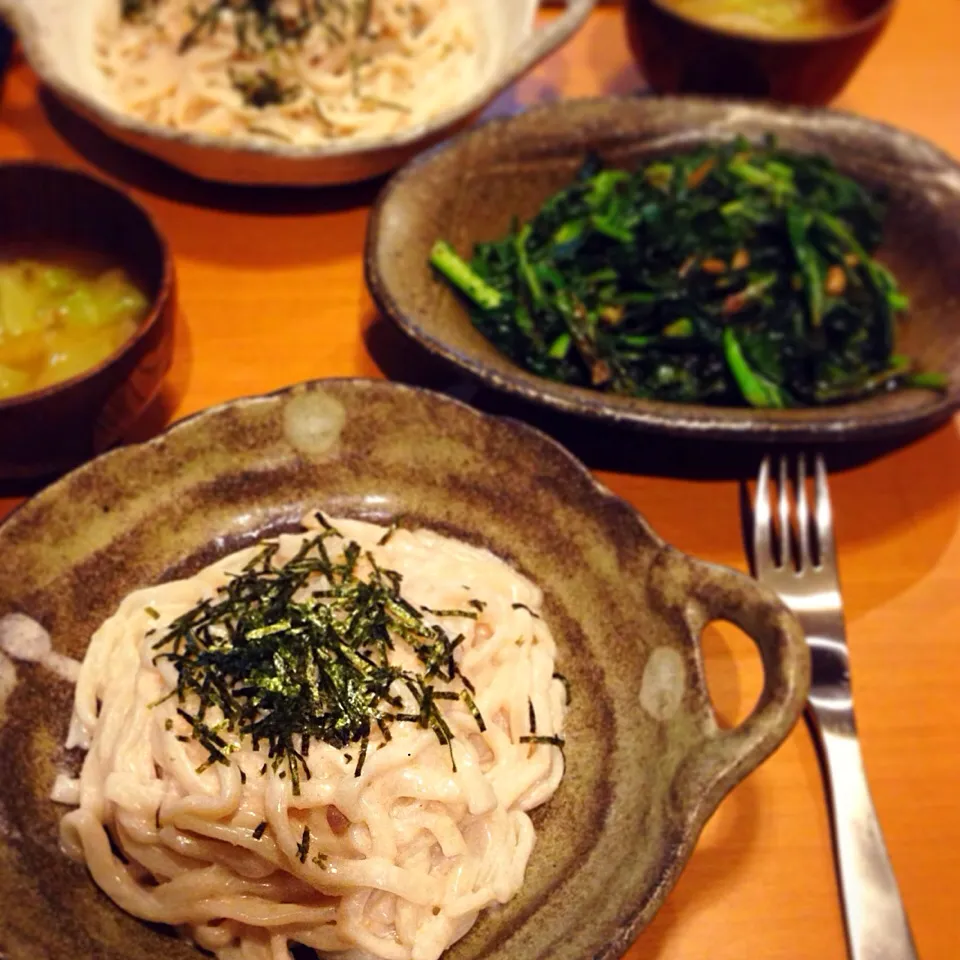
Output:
[637,0,897,45]
[365,94,960,445]
[0,161,174,411]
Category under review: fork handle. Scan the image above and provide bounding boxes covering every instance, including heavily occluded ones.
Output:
[808,706,919,960]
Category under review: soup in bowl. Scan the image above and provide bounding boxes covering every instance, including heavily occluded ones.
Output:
[662,0,864,38]
[0,252,150,399]
[625,0,895,103]
[0,163,174,480]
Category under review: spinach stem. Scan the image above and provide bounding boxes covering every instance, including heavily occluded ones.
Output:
[723,328,789,409]
[429,241,503,311]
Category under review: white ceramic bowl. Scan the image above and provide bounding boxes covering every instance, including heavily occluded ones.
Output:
[0,0,595,186]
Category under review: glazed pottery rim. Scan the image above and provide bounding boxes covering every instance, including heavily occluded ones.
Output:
[0,375,809,960]
[3,0,596,166]
[366,94,960,444]
[3,375,663,542]
[0,160,174,411]
[641,0,897,45]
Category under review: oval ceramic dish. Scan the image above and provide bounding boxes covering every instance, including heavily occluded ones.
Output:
[0,379,808,960]
[366,97,960,444]
[0,0,595,186]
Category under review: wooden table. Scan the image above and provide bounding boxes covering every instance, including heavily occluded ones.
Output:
[2,2,959,958]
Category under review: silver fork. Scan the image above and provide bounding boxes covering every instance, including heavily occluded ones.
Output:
[748,454,918,960]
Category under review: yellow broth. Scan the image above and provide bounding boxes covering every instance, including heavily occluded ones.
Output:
[663,0,861,37]
[0,251,148,400]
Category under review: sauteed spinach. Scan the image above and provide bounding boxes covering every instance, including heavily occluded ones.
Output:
[430,137,945,407]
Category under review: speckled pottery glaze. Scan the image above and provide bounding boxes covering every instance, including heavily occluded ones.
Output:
[0,379,809,960]
[366,96,960,444]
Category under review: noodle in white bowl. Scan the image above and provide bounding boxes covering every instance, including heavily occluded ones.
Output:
[94,0,483,146]
[55,513,568,960]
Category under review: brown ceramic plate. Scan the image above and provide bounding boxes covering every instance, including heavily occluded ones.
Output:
[366,97,960,445]
[0,379,808,960]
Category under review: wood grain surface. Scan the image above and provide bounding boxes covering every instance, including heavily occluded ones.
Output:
[0,2,958,958]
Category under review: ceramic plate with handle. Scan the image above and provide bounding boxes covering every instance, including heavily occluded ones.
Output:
[0,379,808,960]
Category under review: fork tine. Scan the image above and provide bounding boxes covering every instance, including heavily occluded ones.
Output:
[814,453,835,567]
[752,456,774,576]
[795,454,811,570]
[777,455,791,570]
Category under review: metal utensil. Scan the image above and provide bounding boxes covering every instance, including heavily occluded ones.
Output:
[746,453,918,960]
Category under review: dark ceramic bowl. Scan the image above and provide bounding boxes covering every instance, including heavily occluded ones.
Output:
[0,21,11,80]
[0,379,809,960]
[0,163,175,480]
[624,0,895,104]
[366,96,960,446]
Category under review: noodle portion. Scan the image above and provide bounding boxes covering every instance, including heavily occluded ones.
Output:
[56,514,567,960]
[94,0,481,146]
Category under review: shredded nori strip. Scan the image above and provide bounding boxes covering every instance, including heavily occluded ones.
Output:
[511,603,541,619]
[230,68,299,109]
[297,826,311,863]
[377,521,399,546]
[520,735,565,748]
[421,606,479,620]
[151,522,486,790]
[121,0,158,20]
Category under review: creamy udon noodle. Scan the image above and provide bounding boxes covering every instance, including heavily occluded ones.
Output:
[95,0,481,146]
[54,514,567,960]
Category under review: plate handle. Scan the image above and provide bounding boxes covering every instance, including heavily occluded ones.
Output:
[647,548,810,825]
